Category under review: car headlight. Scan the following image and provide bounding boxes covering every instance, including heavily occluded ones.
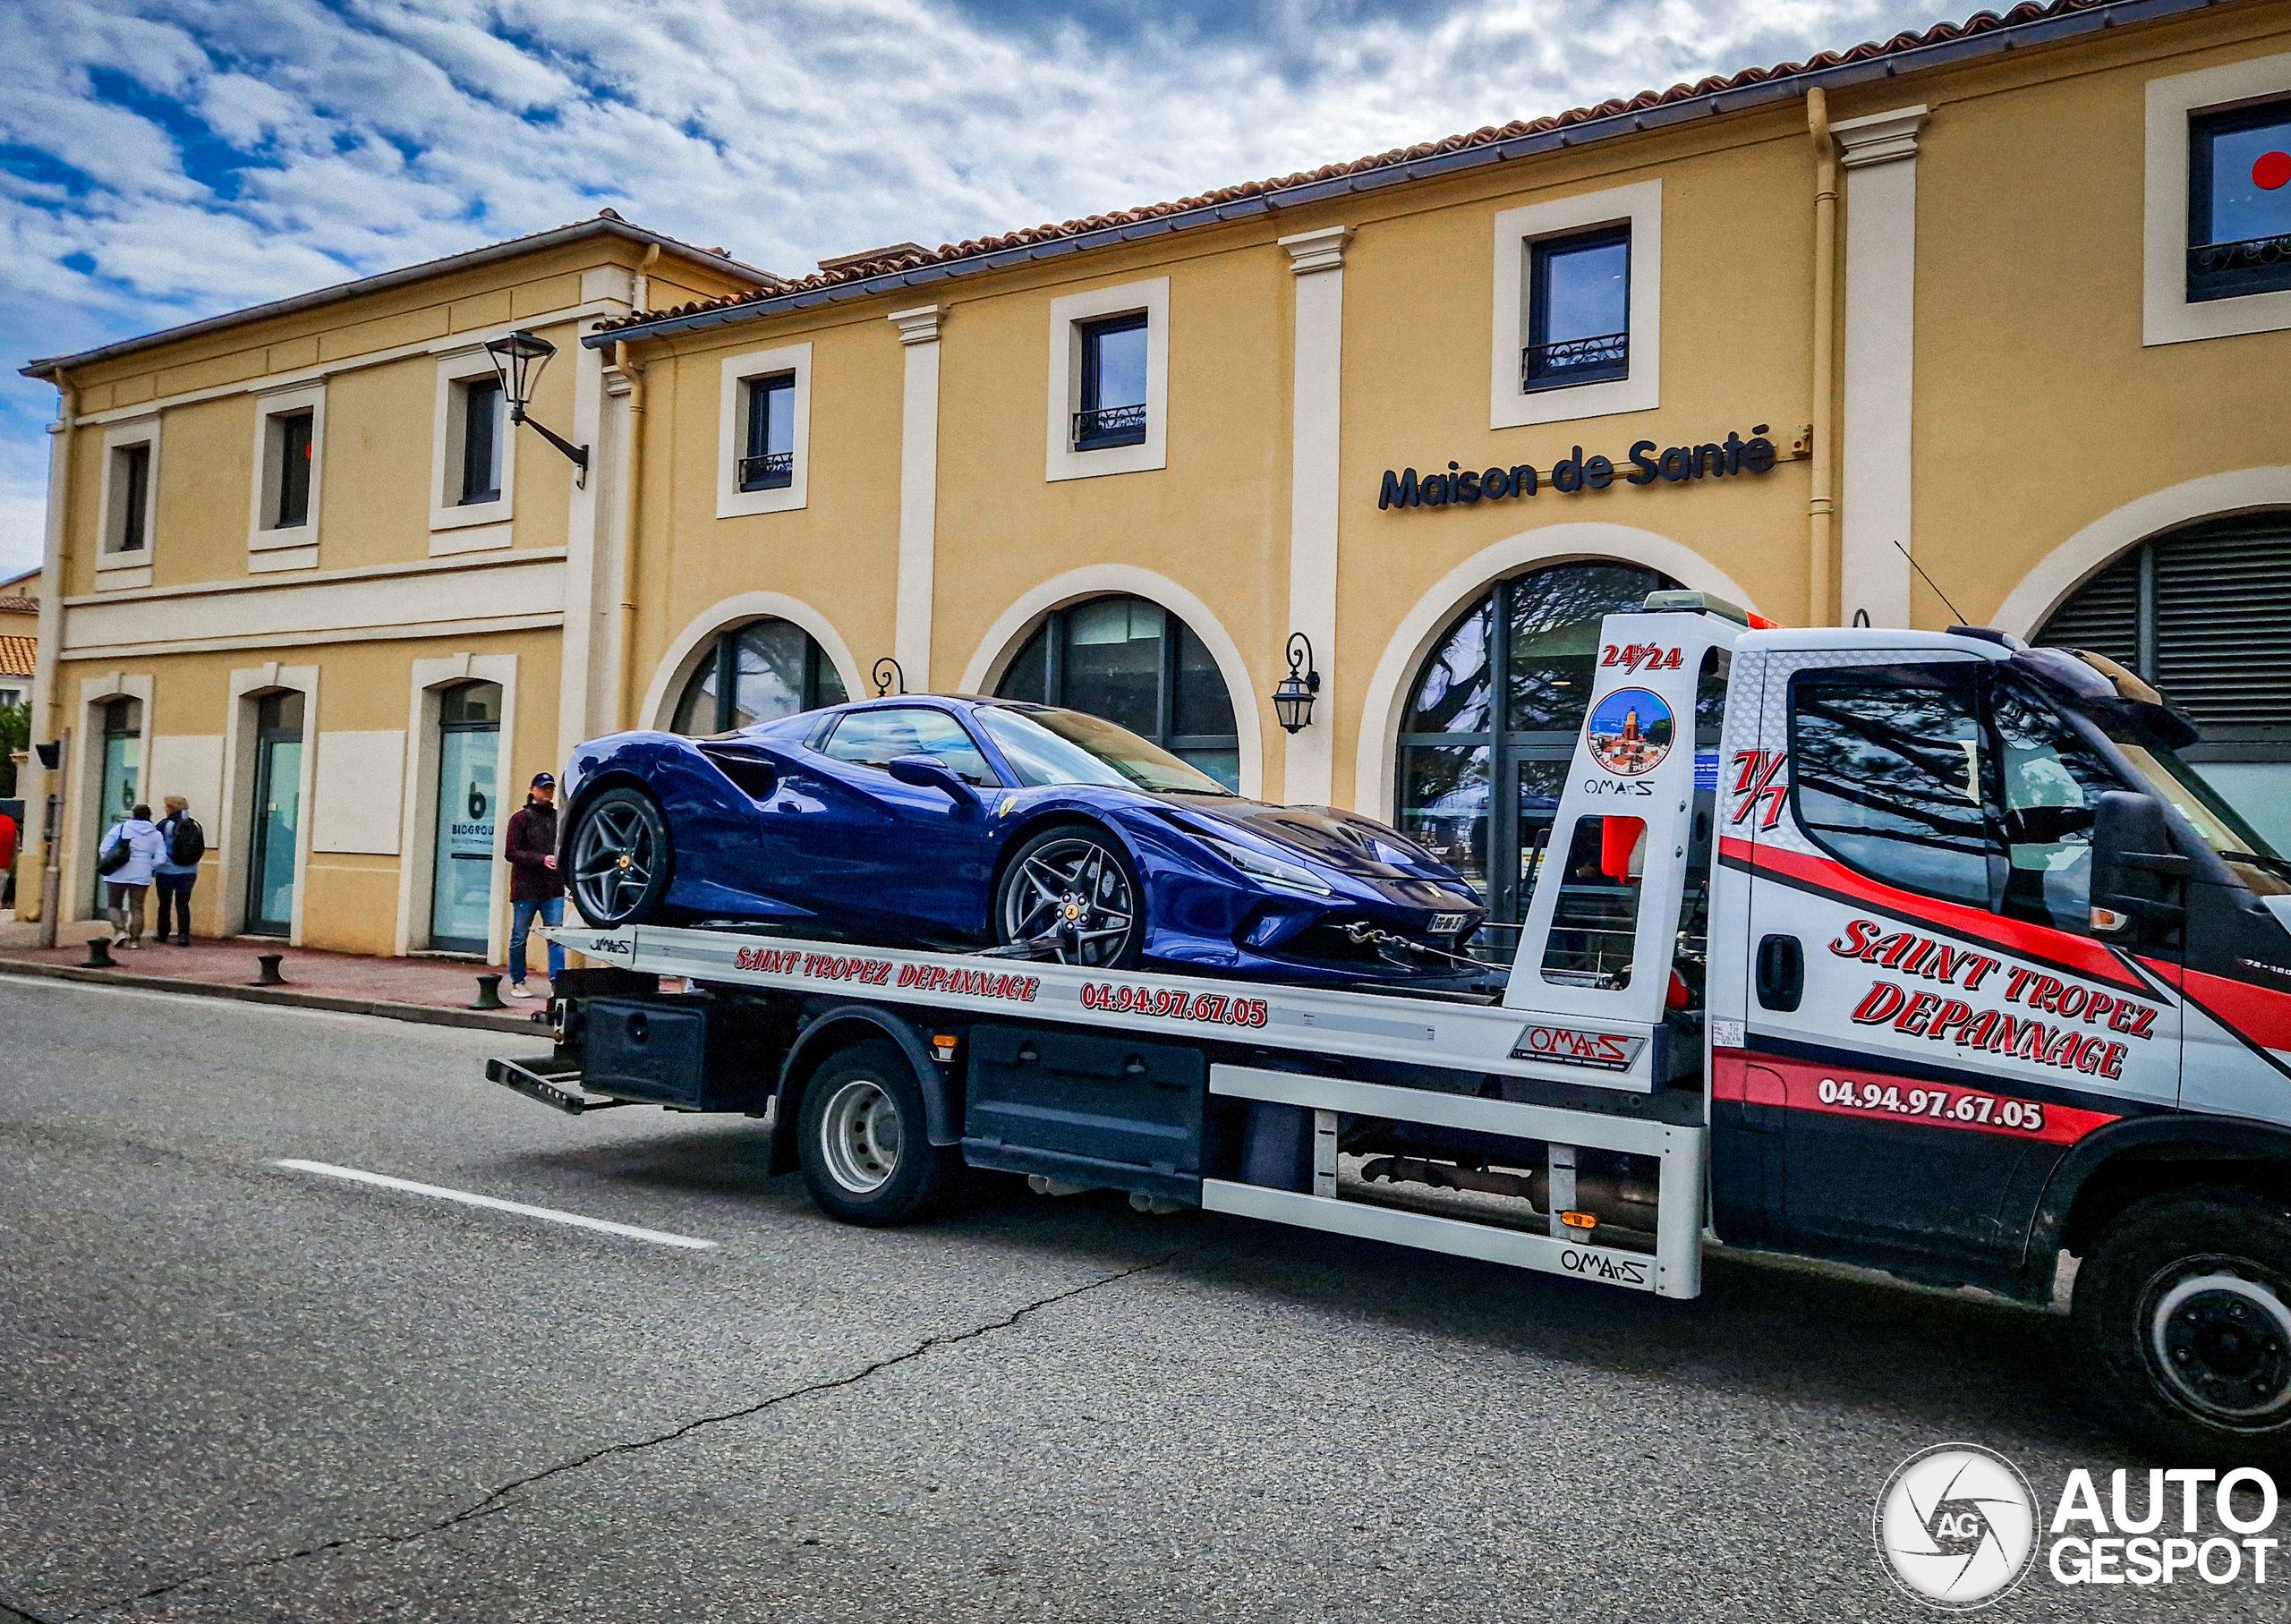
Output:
[1202,835,1333,897]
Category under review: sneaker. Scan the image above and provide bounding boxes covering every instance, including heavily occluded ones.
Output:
[505,983,535,1000]
[113,934,132,949]
[175,936,190,947]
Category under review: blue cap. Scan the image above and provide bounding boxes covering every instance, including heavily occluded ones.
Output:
[531,771,557,788]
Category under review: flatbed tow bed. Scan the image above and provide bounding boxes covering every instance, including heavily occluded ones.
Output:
[486,594,2291,1465]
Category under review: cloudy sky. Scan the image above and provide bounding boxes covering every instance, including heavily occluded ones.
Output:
[0,0,1967,577]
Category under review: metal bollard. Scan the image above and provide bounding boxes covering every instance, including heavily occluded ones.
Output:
[471,974,507,1011]
[253,953,287,986]
[80,935,117,970]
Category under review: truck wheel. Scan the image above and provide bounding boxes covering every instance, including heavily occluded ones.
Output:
[568,786,671,926]
[2073,1186,2291,1467]
[996,823,1144,968]
[796,1040,960,1227]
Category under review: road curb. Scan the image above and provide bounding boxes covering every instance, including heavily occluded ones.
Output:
[0,956,538,1035]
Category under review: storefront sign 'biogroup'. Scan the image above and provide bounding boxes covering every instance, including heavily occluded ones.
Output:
[1377,423,1781,512]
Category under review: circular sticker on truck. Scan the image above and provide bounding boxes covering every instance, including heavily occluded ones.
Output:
[1585,687,1674,777]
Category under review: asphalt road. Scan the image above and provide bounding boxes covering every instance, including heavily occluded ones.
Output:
[0,976,2271,1622]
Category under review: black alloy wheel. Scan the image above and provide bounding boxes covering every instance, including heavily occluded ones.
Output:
[996,824,1145,968]
[567,786,672,926]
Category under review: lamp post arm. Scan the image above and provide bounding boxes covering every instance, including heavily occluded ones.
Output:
[513,411,590,485]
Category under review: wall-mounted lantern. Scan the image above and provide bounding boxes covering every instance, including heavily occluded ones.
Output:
[483,329,590,488]
[1273,633,1321,734]
[873,656,907,697]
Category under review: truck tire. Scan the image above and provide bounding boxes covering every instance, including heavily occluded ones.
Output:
[796,1039,961,1227]
[2072,1186,2291,1467]
[567,786,672,927]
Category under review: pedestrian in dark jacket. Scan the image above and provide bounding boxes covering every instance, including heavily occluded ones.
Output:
[153,795,204,945]
[503,772,564,999]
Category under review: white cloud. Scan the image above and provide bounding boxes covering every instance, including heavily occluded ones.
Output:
[0,0,1963,574]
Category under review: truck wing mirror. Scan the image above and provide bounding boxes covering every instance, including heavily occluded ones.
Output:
[887,753,982,812]
[2089,790,2187,934]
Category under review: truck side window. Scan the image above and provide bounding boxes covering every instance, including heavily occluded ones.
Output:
[1991,678,2125,933]
[1541,814,1644,989]
[1789,666,1998,912]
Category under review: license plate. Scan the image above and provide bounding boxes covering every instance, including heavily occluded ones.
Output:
[1427,913,1468,935]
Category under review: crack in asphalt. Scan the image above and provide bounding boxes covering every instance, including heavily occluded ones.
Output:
[51,1253,1183,1620]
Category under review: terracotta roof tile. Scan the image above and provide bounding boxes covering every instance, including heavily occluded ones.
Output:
[0,634,36,678]
[595,0,2116,337]
[0,595,37,614]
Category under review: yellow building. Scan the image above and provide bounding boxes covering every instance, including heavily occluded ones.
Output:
[21,0,2291,957]
[18,217,773,954]
[0,567,34,713]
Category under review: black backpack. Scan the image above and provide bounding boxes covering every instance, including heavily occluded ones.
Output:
[168,816,207,866]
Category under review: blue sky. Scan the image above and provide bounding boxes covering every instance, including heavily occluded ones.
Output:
[0,0,1963,577]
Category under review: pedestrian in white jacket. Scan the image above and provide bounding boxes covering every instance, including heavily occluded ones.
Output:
[98,805,169,948]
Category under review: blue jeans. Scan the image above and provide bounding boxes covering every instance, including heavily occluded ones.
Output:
[509,897,565,986]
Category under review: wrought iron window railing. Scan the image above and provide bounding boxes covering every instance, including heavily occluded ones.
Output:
[737,450,794,491]
[2187,234,2291,302]
[1522,331,1629,390]
[1520,332,1631,391]
[1072,403,1147,450]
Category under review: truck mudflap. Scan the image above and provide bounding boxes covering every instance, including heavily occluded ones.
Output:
[485,1055,634,1116]
[1199,1064,1705,1299]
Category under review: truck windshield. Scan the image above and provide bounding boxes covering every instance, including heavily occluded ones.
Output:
[976,705,1236,796]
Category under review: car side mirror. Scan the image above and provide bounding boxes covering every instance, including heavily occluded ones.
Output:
[2089,789,2188,935]
[887,753,981,812]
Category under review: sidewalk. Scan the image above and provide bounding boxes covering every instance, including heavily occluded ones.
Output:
[0,915,547,1034]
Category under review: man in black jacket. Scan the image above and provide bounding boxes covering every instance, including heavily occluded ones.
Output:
[503,773,563,999]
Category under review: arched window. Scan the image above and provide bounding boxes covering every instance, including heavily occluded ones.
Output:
[1394,560,1674,923]
[994,594,1240,789]
[671,618,847,735]
[2036,512,2291,852]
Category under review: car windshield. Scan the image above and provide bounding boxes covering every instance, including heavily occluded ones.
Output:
[976,705,1234,795]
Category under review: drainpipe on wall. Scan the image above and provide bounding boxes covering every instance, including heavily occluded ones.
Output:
[632,241,660,318]
[1808,88,1840,628]
[30,375,77,946]
[612,338,647,730]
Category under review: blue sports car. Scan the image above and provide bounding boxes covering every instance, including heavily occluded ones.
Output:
[558,695,1488,986]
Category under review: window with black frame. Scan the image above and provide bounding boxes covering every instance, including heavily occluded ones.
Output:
[1789,664,2000,913]
[273,412,314,527]
[458,378,503,506]
[1393,561,1673,931]
[2188,99,2291,302]
[670,618,847,735]
[1524,225,1631,389]
[994,595,1239,788]
[1074,313,1148,449]
[740,373,796,490]
[112,443,150,553]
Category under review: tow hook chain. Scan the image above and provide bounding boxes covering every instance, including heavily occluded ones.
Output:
[1341,923,1486,970]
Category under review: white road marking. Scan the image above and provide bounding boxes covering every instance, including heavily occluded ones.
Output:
[270,1159,719,1249]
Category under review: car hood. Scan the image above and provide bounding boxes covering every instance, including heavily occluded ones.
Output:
[1153,796,1469,886]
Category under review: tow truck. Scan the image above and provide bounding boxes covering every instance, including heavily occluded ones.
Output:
[490,591,2291,1465]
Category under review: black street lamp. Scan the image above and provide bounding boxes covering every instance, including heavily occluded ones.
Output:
[483,329,589,487]
[1273,633,1320,734]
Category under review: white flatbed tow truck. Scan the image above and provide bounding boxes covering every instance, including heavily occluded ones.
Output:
[490,592,2291,1464]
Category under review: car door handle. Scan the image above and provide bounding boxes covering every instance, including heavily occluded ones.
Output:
[1755,934,1803,1012]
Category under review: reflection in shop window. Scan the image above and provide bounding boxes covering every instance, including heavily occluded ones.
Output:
[994,594,1240,790]
[671,618,847,735]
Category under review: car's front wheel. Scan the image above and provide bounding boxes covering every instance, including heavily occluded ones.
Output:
[566,786,671,926]
[996,823,1144,967]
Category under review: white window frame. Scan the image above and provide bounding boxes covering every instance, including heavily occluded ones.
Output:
[716,343,812,518]
[2144,51,2291,346]
[1046,276,1169,483]
[246,383,326,556]
[97,414,161,588]
[1489,180,1662,429]
[430,351,518,542]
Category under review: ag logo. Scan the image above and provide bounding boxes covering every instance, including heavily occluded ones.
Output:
[1874,1443,2037,1610]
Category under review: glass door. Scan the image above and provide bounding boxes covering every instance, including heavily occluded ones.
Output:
[92,697,141,913]
[244,691,304,938]
[429,684,501,952]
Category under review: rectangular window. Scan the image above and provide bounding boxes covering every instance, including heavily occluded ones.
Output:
[2188,98,2291,302]
[113,443,150,553]
[273,412,313,528]
[458,378,503,506]
[1074,313,1148,449]
[739,374,795,490]
[1524,226,1631,390]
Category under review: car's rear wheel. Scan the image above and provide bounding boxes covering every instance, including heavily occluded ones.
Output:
[567,786,671,926]
[996,823,1144,967]
[796,1039,961,1226]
